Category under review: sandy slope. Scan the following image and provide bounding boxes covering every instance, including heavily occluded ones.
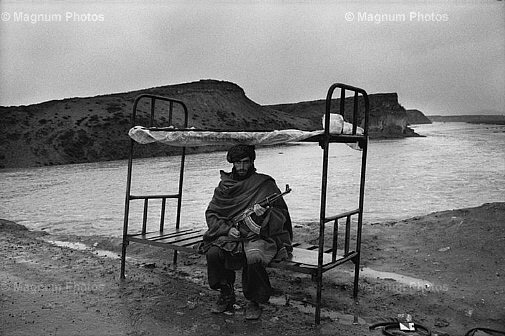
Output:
[1,203,504,336]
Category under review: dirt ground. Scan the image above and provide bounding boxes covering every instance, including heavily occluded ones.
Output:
[1,202,504,336]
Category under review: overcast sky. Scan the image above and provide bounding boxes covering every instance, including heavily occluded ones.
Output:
[1,0,504,115]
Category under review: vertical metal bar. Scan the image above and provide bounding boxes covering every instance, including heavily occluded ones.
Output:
[332,218,338,261]
[160,198,166,232]
[120,139,134,279]
[150,97,156,127]
[353,92,358,134]
[142,198,148,235]
[315,84,338,325]
[344,216,351,256]
[168,101,173,126]
[173,101,189,267]
[354,93,369,301]
[322,94,331,139]
[339,88,345,120]
[175,103,188,230]
[120,95,142,279]
[176,149,185,231]
[362,92,370,137]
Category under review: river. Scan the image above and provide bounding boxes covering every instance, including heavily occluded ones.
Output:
[0,122,503,237]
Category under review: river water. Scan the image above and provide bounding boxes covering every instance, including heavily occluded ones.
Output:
[0,122,504,237]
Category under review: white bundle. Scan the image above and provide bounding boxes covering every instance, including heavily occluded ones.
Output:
[322,114,363,135]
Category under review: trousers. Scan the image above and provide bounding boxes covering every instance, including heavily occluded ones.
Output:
[206,245,272,304]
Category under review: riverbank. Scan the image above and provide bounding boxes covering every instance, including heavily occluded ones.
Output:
[1,203,504,335]
[428,115,505,125]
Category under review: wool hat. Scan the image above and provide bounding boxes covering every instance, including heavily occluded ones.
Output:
[226,144,256,163]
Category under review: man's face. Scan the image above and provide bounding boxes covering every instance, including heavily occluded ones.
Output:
[233,157,252,177]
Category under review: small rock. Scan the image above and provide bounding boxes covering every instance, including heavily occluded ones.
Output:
[434,317,450,327]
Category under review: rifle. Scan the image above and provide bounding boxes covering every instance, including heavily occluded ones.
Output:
[231,184,292,235]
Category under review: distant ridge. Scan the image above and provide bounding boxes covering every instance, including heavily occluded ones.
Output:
[428,115,505,125]
[1,79,417,168]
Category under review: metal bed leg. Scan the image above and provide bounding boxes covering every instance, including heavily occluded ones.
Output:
[172,250,178,268]
[120,240,127,279]
[315,273,322,324]
[353,253,361,300]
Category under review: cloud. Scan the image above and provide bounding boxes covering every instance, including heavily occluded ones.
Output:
[0,1,503,114]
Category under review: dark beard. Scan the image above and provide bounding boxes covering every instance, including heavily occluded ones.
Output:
[232,165,256,181]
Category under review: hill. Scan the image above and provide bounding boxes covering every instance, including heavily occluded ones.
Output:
[1,80,416,168]
[0,80,311,168]
[406,109,432,125]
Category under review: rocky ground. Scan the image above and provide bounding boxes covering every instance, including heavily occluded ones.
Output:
[1,203,504,336]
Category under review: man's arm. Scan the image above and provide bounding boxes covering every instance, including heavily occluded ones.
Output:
[203,208,234,242]
[257,206,288,237]
[249,180,292,239]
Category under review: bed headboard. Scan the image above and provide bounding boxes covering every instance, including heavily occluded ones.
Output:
[130,94,189,129]
[324,83,370,137]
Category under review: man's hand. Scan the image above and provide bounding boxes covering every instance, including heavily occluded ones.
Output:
[253,204,267,216]
[228,227,240,239]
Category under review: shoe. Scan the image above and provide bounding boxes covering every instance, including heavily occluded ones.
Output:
[245,301,262,320]
[211,292,235,314]
[211,285,235,314]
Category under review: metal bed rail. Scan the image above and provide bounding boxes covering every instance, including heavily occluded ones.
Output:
[118,84,369,326]
[120,94,189,279]
[315,83,369,323]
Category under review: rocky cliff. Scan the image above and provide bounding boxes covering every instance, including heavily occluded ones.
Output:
[0,80,415,168]
[268,92,418,138]
[406,109,432,125]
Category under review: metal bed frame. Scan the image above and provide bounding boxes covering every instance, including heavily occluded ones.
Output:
[120,83,370,324]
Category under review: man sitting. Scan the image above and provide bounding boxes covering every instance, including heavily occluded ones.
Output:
[201,144,292,320]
